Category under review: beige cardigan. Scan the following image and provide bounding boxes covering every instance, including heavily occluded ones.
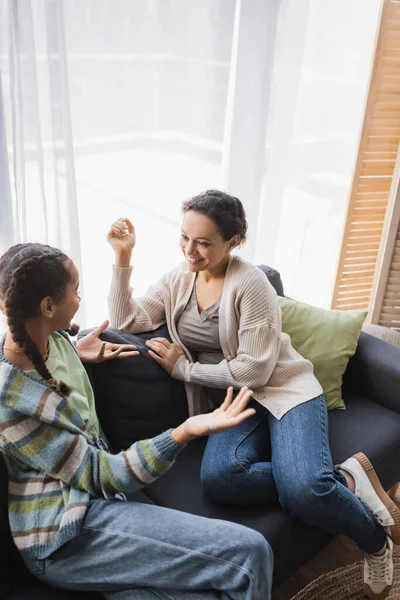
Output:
[108,255,322,419]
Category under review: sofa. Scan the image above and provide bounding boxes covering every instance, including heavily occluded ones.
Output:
[1,265,400,599]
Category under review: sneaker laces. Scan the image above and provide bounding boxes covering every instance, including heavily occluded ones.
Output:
[366,550,391,582]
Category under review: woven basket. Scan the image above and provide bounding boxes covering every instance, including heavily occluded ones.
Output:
[290,557,400,600]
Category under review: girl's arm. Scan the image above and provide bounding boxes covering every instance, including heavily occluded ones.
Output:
[1,423,180,499]
[0,389,254,497]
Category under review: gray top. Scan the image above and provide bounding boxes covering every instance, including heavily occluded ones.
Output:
[177,287,224,365]
[177,287,227,407]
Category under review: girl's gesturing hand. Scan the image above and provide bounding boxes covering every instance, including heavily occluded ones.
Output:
[107,218,136,254]
[171,387,255,445]
[76,320,139,363]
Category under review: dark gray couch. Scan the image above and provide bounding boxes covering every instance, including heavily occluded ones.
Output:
[1,266,400,599]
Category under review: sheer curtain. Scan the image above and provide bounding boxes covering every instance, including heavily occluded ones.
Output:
[0,0,381,329]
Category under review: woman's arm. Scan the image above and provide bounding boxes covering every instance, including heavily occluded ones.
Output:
[107,218,167,332]
[172,325,280,390]
[108,266,167,332]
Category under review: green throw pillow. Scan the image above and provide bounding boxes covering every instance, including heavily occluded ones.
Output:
[278,297,367,411]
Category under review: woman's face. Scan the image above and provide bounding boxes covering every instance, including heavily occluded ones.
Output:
[180,211,235,274]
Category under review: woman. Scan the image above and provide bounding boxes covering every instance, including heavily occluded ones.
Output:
[108,189,400,600]
[0,242,272,600]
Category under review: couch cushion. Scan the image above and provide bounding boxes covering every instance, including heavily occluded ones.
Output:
[140,395,400,585]
[278,296,366,411]
[82,325,189,452]
[329,390,400,491]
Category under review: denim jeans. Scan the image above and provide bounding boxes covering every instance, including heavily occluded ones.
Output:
[23,497,273,600]
[201,395,386,555]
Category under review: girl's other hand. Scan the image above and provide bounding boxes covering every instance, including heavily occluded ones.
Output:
[171,387,255,445]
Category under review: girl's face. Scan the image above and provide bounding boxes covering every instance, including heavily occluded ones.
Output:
[179,211,236,274]
[48,261,81,330]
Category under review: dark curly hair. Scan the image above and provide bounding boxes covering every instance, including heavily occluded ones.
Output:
[0,243,77,396]
[182,189,248,246]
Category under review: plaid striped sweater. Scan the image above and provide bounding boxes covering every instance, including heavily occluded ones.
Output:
[0,339,183,560]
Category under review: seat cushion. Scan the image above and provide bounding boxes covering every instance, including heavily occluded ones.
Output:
[81,325,189,451]
[329,390,400,491]
[140,436,331,586]
[141,396,400,585]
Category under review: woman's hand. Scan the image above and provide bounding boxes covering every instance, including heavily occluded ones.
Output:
[76,320,139,363]
[171,387,255,445]
[146,337,184,374]
[107,218,136,266]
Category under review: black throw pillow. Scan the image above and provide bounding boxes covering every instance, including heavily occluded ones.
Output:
[80,325,189,452]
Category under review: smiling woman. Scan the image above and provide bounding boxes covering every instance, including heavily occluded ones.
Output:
[107,188,399,599]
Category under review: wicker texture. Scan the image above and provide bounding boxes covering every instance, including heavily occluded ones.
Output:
[290,558,400,600]
[291,489,400,599]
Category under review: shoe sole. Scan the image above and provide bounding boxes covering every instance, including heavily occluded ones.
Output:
[355,452,400,545]
[363,582,391,600]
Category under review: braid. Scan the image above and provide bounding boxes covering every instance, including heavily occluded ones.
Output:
[3,252,72,397]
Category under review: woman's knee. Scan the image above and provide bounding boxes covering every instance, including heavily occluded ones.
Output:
[200,449,244,501]
[200,466,233,503]
[277,476,336,518]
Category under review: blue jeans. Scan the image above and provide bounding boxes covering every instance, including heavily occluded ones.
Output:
[23,497,273,600]
[201,395,386,555]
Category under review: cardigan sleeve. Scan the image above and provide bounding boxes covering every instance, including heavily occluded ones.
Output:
[172,271,282,390]
[108,266,167,332]
[0,422,182,500]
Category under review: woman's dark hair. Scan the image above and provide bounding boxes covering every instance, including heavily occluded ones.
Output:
[0,243,76,396]
[182,189,248,245]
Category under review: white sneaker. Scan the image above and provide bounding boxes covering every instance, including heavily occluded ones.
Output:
[364,537,393,600]
[339,452,400,544]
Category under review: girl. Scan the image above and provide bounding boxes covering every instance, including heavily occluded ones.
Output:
[0,242,273,600]
[108,189,400,600]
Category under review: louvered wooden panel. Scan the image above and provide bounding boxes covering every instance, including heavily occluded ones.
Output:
[368,135,400,328]
[375,226,400,328]
[332,0,400,310]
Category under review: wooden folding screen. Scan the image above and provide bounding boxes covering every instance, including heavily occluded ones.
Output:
[368,151,400,328]
[331,0,400,319]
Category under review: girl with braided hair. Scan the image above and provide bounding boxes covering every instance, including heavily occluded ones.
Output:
[108,188,400,600]
[0,242,272,599]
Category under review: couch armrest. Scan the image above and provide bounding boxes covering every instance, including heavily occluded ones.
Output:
[343,331,400,415]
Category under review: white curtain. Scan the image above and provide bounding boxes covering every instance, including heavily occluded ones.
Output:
[0,0,381,329]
